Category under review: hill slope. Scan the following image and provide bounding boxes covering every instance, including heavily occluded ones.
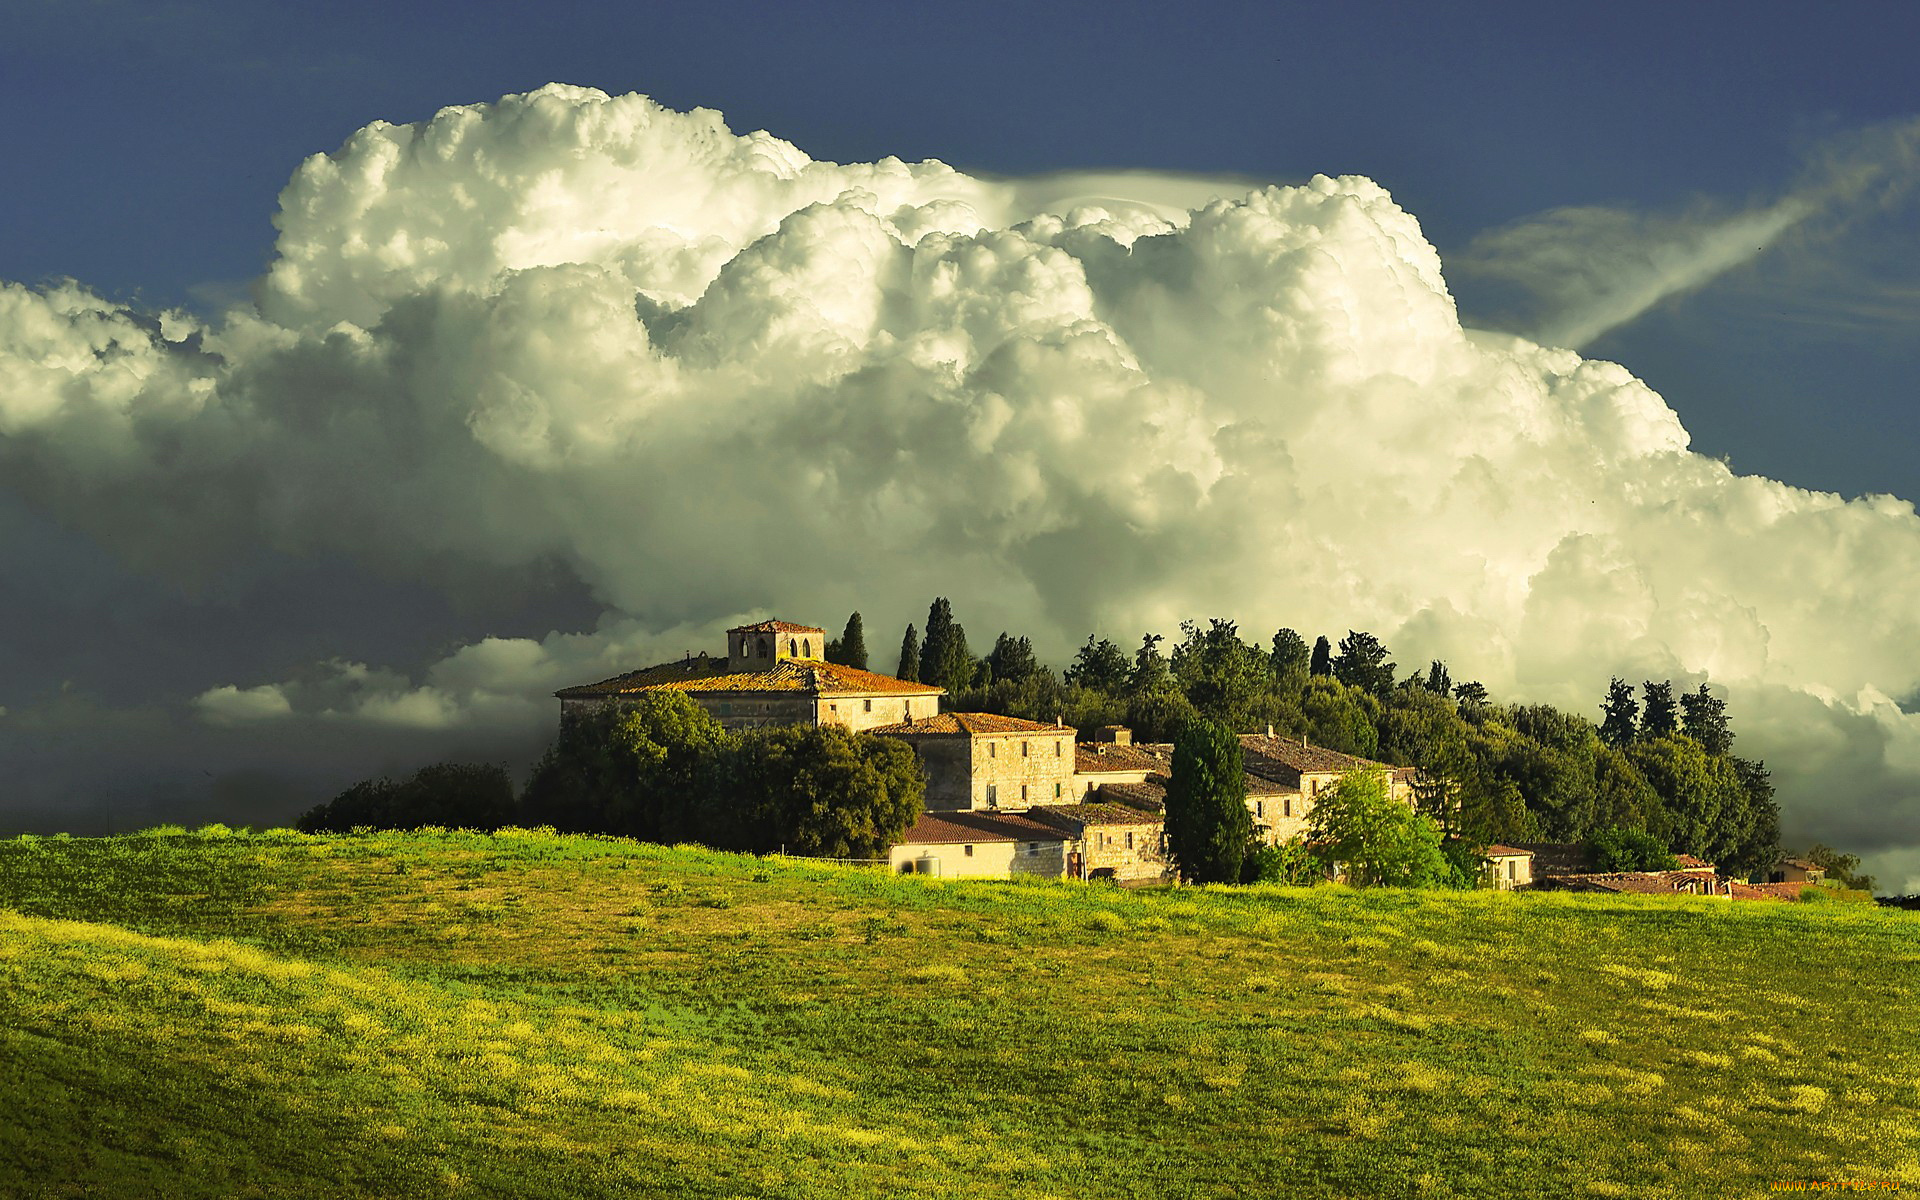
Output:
[0,827,1916,1198]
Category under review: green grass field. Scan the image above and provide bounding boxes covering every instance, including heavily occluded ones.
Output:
[0,826,1915,1199]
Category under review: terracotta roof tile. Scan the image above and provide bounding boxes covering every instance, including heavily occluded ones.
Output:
[557,657,942,700]
[1485,844,1535,858]
[1097,780,1168,812]
[1238,735,1394,781]
[730,619,827,634]
[1024,803,1166,831]
[868,712,1068,736]
[1074,743,1172,775]
[897,811,1070,846]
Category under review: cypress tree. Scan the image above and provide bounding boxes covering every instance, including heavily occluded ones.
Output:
[833,612,869,671]
[1270,628,1310,685]
[1598,677,1639,748]
[1163,718,1251,885]
[1680,683,1732,755]
[1641,680,1678,739]
[896,624,920,682]
[1309,636,1333,677]
[918,597,974,695]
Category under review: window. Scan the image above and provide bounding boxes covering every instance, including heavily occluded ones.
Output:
[1055,740,1063,756]
[1126,832,1135,850]
[1284,797,1292,818]
[1027,842,1039,856]
[1020,785,1028,801]
[1021,741,1029,757]
[1054,783,1063,798]
[1311,780,1320,797]
[987,784,998,804]
[989,744,997,758]
[863,699,872,712]
[1256,800,1264,819]
[964,844,974,857]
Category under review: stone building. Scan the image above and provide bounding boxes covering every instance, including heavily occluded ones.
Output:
[1026,803,1170,883]
[888,811,1071,879]
[866,712,1076,811]
[555,618,944,732]
[1237,733,1420,843]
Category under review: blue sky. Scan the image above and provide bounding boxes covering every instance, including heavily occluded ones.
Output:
[5,0,1916,500]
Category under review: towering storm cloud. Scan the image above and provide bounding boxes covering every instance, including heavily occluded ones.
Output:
[4,85,1918,885]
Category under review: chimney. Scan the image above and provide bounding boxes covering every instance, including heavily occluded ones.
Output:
[1301,734,1308,749]
[1266,723,1274,737]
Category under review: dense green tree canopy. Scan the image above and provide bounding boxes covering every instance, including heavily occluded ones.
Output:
[1306,769,1455,888]
[1065,635,1131,693]
[919,598,974,695]
[297,762,516,833]
[1331,630,1396,697]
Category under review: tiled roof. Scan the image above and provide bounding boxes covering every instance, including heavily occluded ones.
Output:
[1024,803,1165,832]
[1531,870,1720,896]
[1238,734,1393,780]
[1098,780,1168,812]
[731,619,826,634]
[557,656,942,700]
[897,811,1069,846]
[1074,743,1172,775]
[1674,854,1718,872]
[867,712,1067,736]
[1093,771,1290,807]
[1485,844,1535,858]
[1778,857,1823,872]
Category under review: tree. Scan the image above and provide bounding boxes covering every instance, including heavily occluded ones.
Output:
[896,624,920,682]
[1598,677,1639,749]
[1804,842,1876,893]
[1300,677,1380,758]
[1640,680,1677,739]
[519,693,734,842]
[297,762,516,833]
[1305,768,1454,888]
[987,632,1040,684]
[1422,660,1452,697]
[1452,680,1490,706]
[1680,683,1732,756]
[1125,684,1198,744]
[1725,756,1781,879]
[1585,827,1677,872]
[918,598,974,696]
[1309,636,1333,677]
[1629,734,1741,861]
[1128,632,1170,694]
[826,612,869,670]
[1332,631,1396,697]
[1064,634,1131,693]
[730,725,925,858]
[1171,618,1273,731]
[1270,629,1311,690]
[1242,837,1317,885]
[1163,718,1252,884]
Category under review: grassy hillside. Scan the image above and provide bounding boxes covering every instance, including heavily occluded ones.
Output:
[0,828,1915,1199]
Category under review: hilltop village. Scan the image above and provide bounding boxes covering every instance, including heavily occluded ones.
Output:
[556,618,1817,898]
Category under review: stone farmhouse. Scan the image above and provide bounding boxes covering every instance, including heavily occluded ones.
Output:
[556,619,943,732]
[553,617,1432,884]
